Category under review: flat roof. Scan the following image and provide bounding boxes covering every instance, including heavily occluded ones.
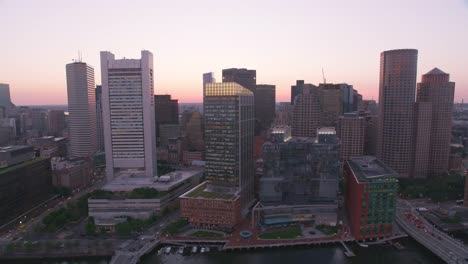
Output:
[181,182,238,200]
[0,145,32,153]
[347,156,398,182]
[102,169,203,192]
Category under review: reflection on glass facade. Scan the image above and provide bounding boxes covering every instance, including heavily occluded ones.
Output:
[204,82,255,210]
[260,136,340,205]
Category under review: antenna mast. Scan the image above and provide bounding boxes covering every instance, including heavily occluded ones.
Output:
[322,68,326,84]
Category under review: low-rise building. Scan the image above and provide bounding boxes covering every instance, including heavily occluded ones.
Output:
[344,156,398,240]
[182,150,203,166]
[88,169,203,227]
[0,145,35,168]
[28,136,67,158]
[179,182,241,230]
[51,157,92,190]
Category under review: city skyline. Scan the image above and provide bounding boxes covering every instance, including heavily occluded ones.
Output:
[1,0,468,105]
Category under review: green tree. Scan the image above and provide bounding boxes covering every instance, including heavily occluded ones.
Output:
[86,217,96,235]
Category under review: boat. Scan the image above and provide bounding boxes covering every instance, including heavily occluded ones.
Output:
[201,247,206,253]
[177,247,184,254]
[191,246,198,253]
[206,247,210,252]
[165,246,172,254]
[357,242,369,248]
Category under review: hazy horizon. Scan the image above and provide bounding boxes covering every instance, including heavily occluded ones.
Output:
[1,0,467,105]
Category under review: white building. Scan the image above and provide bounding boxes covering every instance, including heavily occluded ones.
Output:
[100,51,157,181]
[65,62,98,158]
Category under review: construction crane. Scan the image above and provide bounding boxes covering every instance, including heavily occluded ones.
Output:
[322,68,327,84]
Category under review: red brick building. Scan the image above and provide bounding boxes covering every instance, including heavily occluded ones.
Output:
[344,156,398,240]
[180,183,241,229]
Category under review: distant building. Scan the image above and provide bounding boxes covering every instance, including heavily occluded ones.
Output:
[28,136,67,158]
[222,68,256,92]
[291,80,317,104]
[0,145,35,168]
[100,50,157,181]
[95,85,105,151]
[159,124,180,147]
[413,68,455,177]
[0,157,53,225]
[155,94,179,143]
[47,110,66,137]
[274,102,292,126]
[344,156,398,240]
[0,83,15,115]
[0,118,16,146]
[377,49,418,177]
[182,150,203,166]
[31,109,48,136]
[51,157,92,190]
[181,111,204,151]
[318,83,343,127]
[66,61,98,157]
[254,84,276,135]
[292,87,321,137]
[337,113,365,162]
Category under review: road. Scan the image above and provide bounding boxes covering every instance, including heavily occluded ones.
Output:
[110,212,179,264]
[397,200,468,264]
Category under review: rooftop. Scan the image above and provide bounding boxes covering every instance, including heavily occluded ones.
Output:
[181,182,238,200]
[0,145,32,153]
[102,169,203,192]
[347,156,398,182]
[425,67,447,75]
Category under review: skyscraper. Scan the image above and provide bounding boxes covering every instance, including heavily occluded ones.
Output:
[254,84,276,133]
[291,80,317,104]
[292,87,321,137]
[180,81,254,229]
[337,113,365,162]
[222,68,256,92]
[377,49,418,177]
[204,82,255,209]
[0,84,14,110]
[318,83,343,127]
[65,62,98,158]
[100,50,157,181]
[95,85,105,152]
[413,68,455,177]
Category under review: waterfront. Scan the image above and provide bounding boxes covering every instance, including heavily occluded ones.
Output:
[1,238,444,264]
[141,238,443,264]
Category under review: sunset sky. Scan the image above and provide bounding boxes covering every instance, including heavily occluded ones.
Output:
[1,0,467,105]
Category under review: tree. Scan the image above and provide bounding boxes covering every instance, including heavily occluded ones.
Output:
[86,217,96,235]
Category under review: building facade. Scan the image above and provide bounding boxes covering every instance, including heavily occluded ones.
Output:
[377,49,418,177]
[66,62,98,157]
[337,113,365,162]
[292,88,321,137]
[414,68,455,177]
[100,50,157,181]
[222,68,256,92]
[47,110,66,137]
[344,156,398,240]
[260,136,340,205]
[155,94,179,143]
[254,84,276,135]
[95,85,105,152]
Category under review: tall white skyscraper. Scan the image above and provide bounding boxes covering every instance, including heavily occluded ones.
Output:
[65,62,98,157]
[100,50,157,181]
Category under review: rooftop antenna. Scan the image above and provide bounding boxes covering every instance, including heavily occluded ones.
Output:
[77,50,82,62]
[322,68,327,84]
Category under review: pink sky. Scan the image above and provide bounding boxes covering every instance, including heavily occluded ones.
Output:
[1,0,467,105]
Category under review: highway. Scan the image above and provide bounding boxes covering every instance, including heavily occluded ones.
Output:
[397,201,468,264]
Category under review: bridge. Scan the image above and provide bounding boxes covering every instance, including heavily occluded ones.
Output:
[110,236,160,264]
[396,204,468,264]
